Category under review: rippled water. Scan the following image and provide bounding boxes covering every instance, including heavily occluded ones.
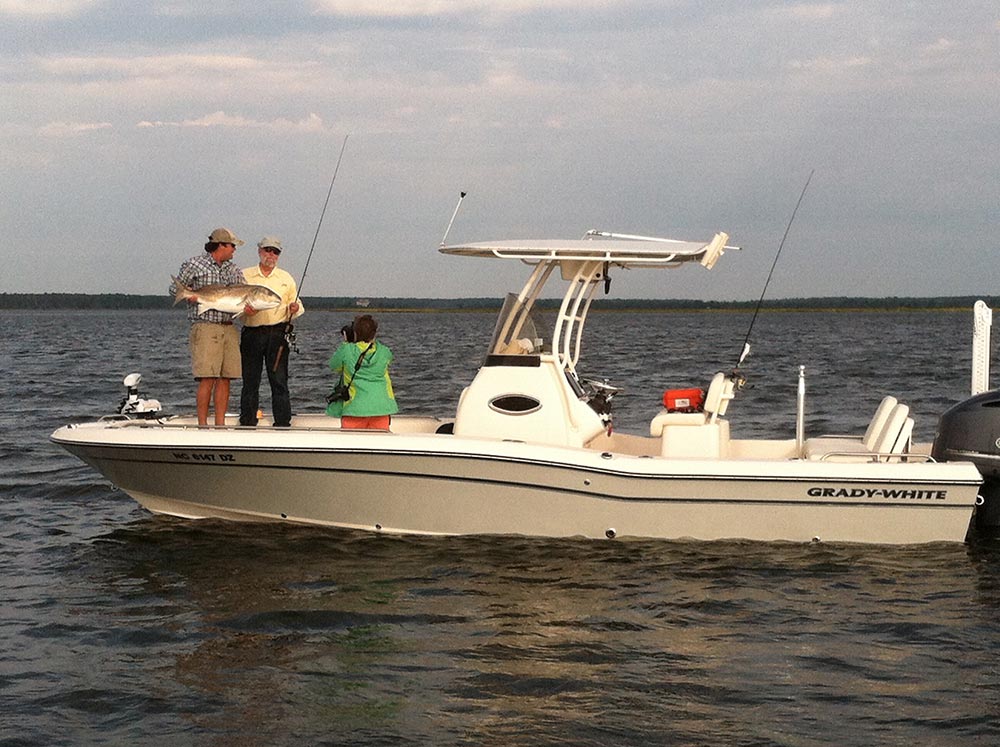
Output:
[3,308,1000,746]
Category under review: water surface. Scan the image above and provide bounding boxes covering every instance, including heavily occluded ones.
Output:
[2,308,998,746]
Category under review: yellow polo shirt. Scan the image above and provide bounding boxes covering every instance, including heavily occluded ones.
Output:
[242,265,305,327]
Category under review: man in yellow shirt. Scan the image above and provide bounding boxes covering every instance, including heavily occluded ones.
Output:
[239,236,304,427]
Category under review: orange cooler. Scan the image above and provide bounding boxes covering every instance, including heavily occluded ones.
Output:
[663,388,704,412]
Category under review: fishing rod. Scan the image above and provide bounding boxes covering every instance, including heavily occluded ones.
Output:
[734,169,814,371]
[273,134,350,371]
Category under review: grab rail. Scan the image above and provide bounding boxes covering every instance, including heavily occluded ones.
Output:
[818,451,934,463]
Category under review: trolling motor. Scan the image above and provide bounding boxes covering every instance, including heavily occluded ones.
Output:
[117,373,163,418]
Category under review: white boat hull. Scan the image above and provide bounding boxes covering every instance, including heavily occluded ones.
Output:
[52,415,982,544]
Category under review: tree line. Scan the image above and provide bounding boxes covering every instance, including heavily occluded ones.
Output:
[1,293,998,312]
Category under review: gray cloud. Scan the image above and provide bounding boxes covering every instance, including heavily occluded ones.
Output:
[0,1,997,299]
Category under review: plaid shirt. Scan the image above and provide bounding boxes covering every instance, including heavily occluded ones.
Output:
[170,253,246,324]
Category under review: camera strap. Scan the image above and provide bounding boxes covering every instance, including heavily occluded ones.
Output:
[343,342,375,389]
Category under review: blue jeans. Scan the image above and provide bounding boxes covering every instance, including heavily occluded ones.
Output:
[239,324,292,426]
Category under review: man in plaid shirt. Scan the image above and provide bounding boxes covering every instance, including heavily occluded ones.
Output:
[170,227,247,425]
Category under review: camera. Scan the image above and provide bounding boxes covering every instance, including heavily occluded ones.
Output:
[326,381,350,404]
[340,322,355,342]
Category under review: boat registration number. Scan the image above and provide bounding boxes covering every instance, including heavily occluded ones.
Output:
[171,452,236,462]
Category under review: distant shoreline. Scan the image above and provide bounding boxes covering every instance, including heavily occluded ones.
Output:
[1,293,997,313]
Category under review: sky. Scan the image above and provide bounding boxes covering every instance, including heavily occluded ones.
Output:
[1,0,997,300]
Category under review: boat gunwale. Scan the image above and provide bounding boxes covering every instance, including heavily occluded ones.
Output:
[50,428,984,491]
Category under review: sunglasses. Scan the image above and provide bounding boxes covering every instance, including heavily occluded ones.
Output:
[261,246,281,255]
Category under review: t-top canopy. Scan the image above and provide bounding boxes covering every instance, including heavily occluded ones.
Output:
[440,231,731,269]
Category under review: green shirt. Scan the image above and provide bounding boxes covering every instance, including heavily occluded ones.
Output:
[326,341,398,418]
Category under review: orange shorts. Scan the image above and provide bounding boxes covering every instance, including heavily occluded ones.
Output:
[340,415,391,430]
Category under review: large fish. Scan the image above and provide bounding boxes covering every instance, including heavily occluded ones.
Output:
[171,277,282,316]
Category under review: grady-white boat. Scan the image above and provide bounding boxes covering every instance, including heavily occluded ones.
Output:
[52,230,987,544]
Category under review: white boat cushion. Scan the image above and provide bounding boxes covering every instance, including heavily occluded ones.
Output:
[802,436,872,459]
[862,396,898,450]
[703,373,726,415]
[650,410,707,436]
[703,372,737,420]
[870,403,910,454]
[887,417,914,457]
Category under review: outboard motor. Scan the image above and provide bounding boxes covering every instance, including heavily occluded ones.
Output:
[118,373,163,419]
[932,390,1000,529]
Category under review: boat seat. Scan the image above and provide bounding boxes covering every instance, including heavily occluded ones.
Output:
[704,372,736,421]
[649,373,735,437]
[804,402,911,461]
[801,396,895,458]
[862,396,898,450]
[648,373,736,458]
[869,403,910,454]
[649,411,707,435]
[886,417,914,460]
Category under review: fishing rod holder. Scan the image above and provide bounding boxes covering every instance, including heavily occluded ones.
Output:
[796,365,806,456]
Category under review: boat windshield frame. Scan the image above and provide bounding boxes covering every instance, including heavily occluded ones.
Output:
[486,291,553,359]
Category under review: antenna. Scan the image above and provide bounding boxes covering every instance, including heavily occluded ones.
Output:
[440,191,467,246]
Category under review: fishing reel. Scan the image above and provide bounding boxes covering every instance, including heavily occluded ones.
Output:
[118,373,162,419]
[284,327,299,355]
[728,370,748,391]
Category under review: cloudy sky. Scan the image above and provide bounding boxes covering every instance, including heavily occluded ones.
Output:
[2,1,997,300]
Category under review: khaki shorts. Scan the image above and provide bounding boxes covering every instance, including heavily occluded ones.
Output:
[190,323,242,379]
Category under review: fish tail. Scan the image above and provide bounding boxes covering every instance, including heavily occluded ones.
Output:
[171,276,192,306]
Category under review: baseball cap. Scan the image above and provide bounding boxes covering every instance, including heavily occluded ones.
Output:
[208,227,245,246]
[257,236,283,251]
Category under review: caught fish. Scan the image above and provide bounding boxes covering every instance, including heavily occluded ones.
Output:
[171,277,281,316]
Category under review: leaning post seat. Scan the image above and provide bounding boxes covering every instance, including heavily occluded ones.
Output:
[650,373,735,458]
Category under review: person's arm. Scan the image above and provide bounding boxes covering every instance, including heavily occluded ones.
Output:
[286,277,304,319]
[329,343,347,375]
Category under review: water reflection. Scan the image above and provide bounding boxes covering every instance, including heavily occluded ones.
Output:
[52,516,1000,744]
